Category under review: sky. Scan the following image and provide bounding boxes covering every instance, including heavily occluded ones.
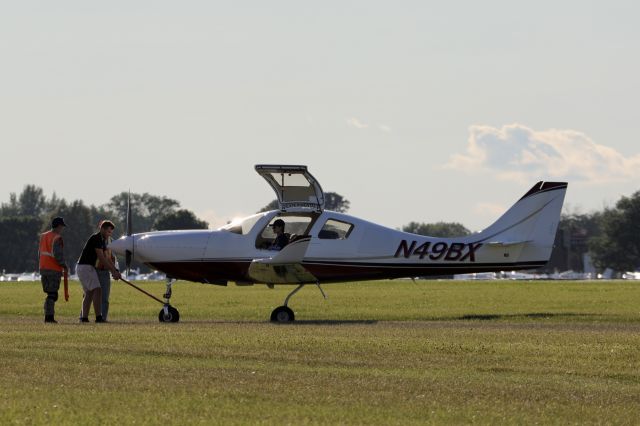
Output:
[1,1,639,232]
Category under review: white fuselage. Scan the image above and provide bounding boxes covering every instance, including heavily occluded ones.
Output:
[110,179,566,285]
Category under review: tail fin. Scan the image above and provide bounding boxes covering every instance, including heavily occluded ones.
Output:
[469,182,567,264]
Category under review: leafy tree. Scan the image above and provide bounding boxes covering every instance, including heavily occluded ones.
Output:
[324,192,350,213]
[153,209,209,231]
[258,192,350,213]
[0,185,48,218]
[548,211,602,272]
[105,192,180,233]
[19,185,48,217]
[402,221,471,238]
[590,191,640,271]
[0,216,42,272]
[258,199,279,213]
[0,193,19,216]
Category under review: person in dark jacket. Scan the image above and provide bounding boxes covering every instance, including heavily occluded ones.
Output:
[268,219,289,250]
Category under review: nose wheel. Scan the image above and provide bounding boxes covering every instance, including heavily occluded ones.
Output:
[159,305,180,323]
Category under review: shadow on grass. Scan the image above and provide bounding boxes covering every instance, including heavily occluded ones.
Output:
[148,319,380,325]
[284,320,378,325]
[453,312,602,321]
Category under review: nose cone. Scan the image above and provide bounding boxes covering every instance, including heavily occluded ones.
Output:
[109,236,133,256]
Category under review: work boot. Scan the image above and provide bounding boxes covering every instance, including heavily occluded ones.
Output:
[79,317,89,323]
[44,315,57,323]
[95,315,105,323]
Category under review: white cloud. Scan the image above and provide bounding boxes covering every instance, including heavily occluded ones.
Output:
[346,117,368,129]
[445,123,640,184]
[378,124,392,133]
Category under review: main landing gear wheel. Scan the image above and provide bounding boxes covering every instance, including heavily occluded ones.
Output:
[270,306,295,323]
[158,305,180,323]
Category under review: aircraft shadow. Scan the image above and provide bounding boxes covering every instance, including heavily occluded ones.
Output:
[169,319,379,325]
[287,320,378,325]
[451,312,601,321]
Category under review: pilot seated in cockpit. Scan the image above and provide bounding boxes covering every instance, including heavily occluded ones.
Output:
[268,219,289,251]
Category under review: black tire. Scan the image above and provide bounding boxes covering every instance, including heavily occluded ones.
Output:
[158,305,180,323]
[270,306,295,323]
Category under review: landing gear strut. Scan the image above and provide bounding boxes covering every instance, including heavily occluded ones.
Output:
[120,276,180,323]
[158,278,179,323]
[270,282,327,323]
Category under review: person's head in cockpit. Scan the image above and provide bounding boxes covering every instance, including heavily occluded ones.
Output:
[269,219,289,250]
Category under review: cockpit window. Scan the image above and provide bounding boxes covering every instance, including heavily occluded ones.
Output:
[318,219,354,239]
[219,213,264,235]
[259,216,313,239]
[255,213,319,249]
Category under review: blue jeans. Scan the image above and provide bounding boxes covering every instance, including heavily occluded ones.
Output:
[96,270,111,320]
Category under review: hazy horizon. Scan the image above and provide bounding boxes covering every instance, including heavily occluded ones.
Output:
[2,1,638,231]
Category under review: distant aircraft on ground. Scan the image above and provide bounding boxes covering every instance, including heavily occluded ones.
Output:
[109,165,568,323]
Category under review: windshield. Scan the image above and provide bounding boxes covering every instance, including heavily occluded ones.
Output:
[219,213,265,235]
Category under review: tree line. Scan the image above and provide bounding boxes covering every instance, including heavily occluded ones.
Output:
[2,185,639,274]
[552,190,640,273]
[0,185,207,273]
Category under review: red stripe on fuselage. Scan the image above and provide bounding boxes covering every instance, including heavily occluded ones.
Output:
[147,260,547,284]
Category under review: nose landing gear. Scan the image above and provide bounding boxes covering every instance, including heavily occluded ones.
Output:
[158,278,179,323]
[119,276,181,323]
[159,304,180,322]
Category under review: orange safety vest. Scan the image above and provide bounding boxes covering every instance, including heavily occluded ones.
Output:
[39,230,64,272]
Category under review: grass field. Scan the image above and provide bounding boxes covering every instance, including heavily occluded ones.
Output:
[1,279,640,425]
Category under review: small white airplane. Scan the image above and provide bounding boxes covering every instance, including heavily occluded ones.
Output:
[109,165,568,323]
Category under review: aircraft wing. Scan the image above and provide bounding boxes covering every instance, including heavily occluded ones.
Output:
[247,237,318,284]
[254,237,312,264]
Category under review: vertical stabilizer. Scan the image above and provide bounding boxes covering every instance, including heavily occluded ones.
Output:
[469,182,568,264]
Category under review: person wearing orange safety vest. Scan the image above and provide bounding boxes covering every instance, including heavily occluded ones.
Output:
[38,217,68,323]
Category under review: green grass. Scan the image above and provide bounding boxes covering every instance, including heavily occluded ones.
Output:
[1,279,640,425]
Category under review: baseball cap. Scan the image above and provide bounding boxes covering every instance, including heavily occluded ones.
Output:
[51,217,66,228]
[270,219,285,228]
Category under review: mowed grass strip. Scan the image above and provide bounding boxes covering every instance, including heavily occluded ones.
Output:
[1,279,639,425]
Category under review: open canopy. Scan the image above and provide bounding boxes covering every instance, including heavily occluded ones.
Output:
[255,164,325,212]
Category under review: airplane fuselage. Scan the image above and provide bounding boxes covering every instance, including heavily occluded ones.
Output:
[110,206,557,286]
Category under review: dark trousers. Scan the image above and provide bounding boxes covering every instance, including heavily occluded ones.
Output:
[41,270,62,317]
[97,269,111,320]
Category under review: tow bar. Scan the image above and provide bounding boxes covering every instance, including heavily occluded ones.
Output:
[120,277,180,323]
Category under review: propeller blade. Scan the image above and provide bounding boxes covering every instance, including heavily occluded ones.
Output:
[126,190,132,237]
[125,191,134,276]
[125,249,132,275]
